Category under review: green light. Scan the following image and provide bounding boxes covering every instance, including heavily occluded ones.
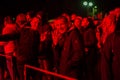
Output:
[94,6,97,8]
[88,2,93,7]
[83,1,88,6]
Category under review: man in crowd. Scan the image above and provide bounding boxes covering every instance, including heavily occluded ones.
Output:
[53,16,85,80]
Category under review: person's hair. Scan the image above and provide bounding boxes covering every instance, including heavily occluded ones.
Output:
[57,16,68,23]
[26,11,35,18]
[4,16,13,24]
[36,11,43,17]
[16,13,27,25]
[36,11,48,25]
[61,13,70,22]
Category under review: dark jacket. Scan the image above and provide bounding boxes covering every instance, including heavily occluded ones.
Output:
[83,28,97,48]
[16,28,40,62]
[59,28,85,79]
[101,32,120,80]
[82,27,99,80]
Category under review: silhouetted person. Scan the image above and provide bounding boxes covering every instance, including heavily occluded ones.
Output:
[0,13,40,80]
[101,16,120,80]
[53,16,85,80]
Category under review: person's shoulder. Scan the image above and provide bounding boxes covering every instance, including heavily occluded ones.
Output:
[107,33,115,39]
[68,28,82,39]
[105,33,115,44]
[69,28,79,34]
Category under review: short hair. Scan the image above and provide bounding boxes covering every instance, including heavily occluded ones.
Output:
[56,16,68,23]
[16,13,27,25]
[26,11,35,18]
[4,16,12,24]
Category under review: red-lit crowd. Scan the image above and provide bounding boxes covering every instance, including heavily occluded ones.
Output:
[0,7,120,80]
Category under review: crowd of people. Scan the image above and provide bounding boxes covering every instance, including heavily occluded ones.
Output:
[0,7,119,80]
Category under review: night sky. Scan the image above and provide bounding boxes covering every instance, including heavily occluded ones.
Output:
[0,0,119,18]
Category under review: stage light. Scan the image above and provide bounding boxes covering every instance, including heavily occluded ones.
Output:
[94,6,97,8]
[83,1,88,6]
[88,2,93,7]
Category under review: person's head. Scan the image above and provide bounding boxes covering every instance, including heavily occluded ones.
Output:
[36,11,47,25]
[4,16,13,26]
[74,16,82,29]
[26,11,35,22]
[81,17,95,29]
[30,17,40,30]
[81,18,89,28]
[16,13,27,28]
[71,13,77,22]
[36,11,43,20]
[109,10,115,16]
[101,15,116,33]
[54,16,68,34]
[93,19,99,26]
[61,13,70,22]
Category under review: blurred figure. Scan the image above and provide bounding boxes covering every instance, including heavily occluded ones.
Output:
[70,13,77,23]
[93,19,101,27]
[15,14,40,80]
[81,17,99,80]
[30,17,40,30]
[53,16,85,80]
[16,13,27,29]
[100,15,116,45]
[1,16,18,80]
[36,11,43,20]
[0,13,40,80]
[101,16,120,80]
[73,16,82,31]
[36,11,53,80]
[61,13,72,28]
[26,11,35,26]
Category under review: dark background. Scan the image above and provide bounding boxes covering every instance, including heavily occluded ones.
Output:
[0,0,119,19]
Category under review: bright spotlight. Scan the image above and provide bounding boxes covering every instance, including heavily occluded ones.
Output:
[88,2,93,7]
[83,1,88,6]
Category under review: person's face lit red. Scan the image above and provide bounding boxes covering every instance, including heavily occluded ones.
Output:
[74,18,81,29]
[81,18,89,28]
[71,14,77,21]
[55,19,67,34]
[31,17,40,30]
[94,20,99,26]
[26,14,31,22]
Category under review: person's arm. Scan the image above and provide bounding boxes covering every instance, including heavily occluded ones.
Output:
[0,33,20,41]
